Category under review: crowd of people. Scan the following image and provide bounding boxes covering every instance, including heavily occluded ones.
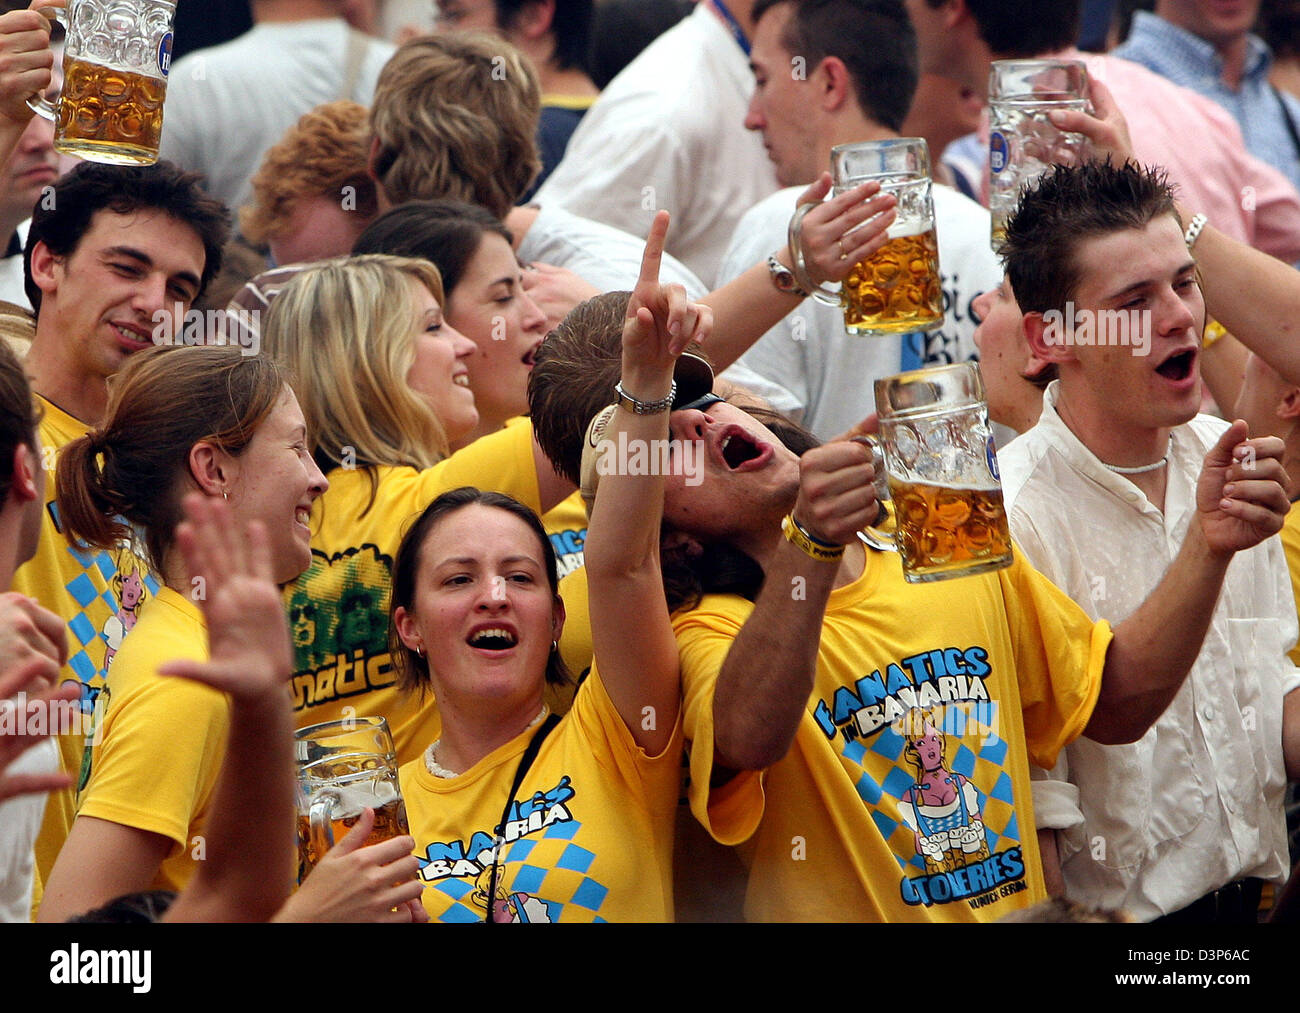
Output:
[2,0,1300,927]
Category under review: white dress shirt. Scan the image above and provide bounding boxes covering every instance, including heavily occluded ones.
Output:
[533,5,780,287]
[518,204,706,298]
[999,383,1299,920]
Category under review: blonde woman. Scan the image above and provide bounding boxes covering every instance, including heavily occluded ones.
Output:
[259,254,572,765]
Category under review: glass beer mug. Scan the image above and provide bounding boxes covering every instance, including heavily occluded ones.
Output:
[988,59,1092,251]
[874,363,1013,582]
[28,0,176,165]
[295,716,410,881]
[790,137,944,336]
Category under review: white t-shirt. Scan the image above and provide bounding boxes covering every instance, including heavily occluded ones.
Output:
[533,5,780,287]
[160,19,395,211]
[0,736,57,922]
[0,220,31,310]
[518,205,706,298]
[716,183,1003,440]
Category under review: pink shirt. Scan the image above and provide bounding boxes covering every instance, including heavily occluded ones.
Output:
[984,49,1300,263]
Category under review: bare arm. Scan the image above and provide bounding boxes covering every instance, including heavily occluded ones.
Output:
[1037,829,1065,898]
[1284,686,1300,781]
[1086,424,1290,742]
[698,176,896,372]
[713,437,879,771]
[1198,331,1249,415]
[1190,228,1300,385]
[587,211,708,755]
[37,816,172,921]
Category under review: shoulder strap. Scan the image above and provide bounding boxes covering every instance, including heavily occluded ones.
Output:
[484,713,561,924]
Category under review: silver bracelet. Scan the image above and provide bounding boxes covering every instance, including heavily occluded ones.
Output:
[615,379,676,415]
[1184,213,1208,250]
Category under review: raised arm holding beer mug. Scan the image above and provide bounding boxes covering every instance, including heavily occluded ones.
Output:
[0,1,170,167]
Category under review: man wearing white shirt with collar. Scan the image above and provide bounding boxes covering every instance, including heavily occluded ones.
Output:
[996,160,1300,922]
[534,1,780,286]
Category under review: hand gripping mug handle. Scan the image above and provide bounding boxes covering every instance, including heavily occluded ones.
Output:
[788,201,846,307]
[26,6,68,122]
[852,434,897,553]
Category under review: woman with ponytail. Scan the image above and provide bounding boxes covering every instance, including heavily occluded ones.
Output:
[37,346,333,921]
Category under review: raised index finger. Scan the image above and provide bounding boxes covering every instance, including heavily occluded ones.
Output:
[638,210,670,288]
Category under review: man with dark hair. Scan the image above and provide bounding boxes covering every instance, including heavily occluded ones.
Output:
[530,276,1290,920]
[434,0,597,196]
[905,0,1300,264]
[1115,1,1300,191]
[715,0,1001,440]
[997,160,1300,922]
[22,161,228,315]
[0,6,233,909]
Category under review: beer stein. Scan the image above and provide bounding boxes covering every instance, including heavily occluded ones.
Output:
[28,0,176,165]
[295,716,410,881]
[874,363,1013,582]
[790,137,943,336]
[988,59,1092,250]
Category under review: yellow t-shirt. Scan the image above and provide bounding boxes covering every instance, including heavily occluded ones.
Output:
[76,587,225,893]
[672,547,1111,922]
[1280,505,1300,667]
[399,664,682,923]
[544,492,590,711]
[286,419,540,766]
[16,397,158,902]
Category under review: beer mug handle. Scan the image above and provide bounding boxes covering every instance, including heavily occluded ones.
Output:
[852,435,897,553]
[26,6,69,123]
[308,791,339,858]
[788,202,846,308]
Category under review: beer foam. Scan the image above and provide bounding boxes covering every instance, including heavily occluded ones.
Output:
[315,778,399,820]
[890,477,1001,492]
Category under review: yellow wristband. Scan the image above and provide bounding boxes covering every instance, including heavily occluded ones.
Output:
[1202,318,1228,350]
[781,514,845,563]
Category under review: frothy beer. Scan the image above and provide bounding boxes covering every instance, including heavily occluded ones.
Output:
[297,780,410,879]
[56,56,165,165]
[843,227,943,335]
[892,479,1012,582]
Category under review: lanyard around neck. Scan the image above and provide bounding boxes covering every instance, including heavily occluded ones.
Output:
[709,0,751,57]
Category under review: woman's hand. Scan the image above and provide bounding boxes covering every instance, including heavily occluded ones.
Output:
[276,808,427,923]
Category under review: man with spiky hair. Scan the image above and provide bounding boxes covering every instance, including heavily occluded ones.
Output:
[529,276,1290,921]
[998,160,1300,922]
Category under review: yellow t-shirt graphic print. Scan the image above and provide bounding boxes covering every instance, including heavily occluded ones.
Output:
[673,547,1111,922]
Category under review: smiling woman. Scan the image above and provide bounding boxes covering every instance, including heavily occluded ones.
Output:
[37,346,329,921]
[387,212,698,923]
[353,200,549,448]
[258,255,574,771]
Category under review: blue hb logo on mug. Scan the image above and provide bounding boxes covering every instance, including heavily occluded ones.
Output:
[989,132,1008,175]
[158,32,173,77]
